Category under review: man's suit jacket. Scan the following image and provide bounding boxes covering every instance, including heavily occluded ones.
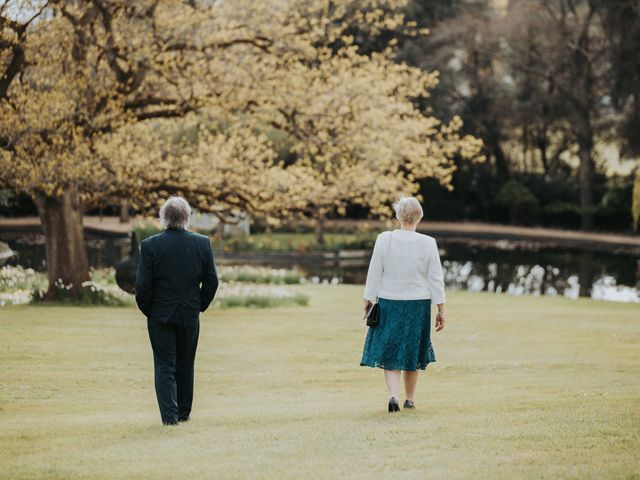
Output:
[135,228,219,323]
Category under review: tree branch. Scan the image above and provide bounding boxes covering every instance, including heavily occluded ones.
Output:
[135,105,196,121]
[166,36,274,54]
[124,95,179,111]
[0,0,51,99]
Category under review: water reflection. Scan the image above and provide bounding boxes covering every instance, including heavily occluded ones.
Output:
[291,244,640,303]
[1,234,130,271]
[441,259,639,301]
[436,245,639,302]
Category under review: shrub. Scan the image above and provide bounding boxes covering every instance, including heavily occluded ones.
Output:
[594,176,633,231]
[543,201,581,229]
[213,232,377,253]
[134,221,162,242]
[495,180,540,224]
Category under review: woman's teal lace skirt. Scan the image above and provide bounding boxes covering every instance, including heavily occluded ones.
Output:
[360,298,436,371]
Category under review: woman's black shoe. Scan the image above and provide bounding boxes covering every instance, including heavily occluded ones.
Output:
[403,400,415,409]
[388,397,400,413]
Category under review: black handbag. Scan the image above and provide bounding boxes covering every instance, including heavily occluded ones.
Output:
[364,302,380,327]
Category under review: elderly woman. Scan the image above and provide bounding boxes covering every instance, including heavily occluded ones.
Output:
[360,196,446,412]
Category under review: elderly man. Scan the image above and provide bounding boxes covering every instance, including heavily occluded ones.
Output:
[135,196,219,425]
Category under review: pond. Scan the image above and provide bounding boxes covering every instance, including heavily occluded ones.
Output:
[0,234,132,273]
[1,233,639,303]
[295,243,640,303]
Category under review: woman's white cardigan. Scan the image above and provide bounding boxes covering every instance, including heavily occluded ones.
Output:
[363,230,446,304]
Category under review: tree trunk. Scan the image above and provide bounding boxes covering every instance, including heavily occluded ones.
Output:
[578,252,595,298]
[537,131,549,174]
[119,199,130,223]
[315,214,326,245]
[486,120,509,179]
[33,187,91,300]
[576,118,595,231]
[632,168,640,232]
[571,13,596,232]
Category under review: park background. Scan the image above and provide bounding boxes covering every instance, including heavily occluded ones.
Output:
[1,0,639,479]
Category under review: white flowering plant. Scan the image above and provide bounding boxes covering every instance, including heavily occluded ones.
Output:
[0,265,312,308]
[218,265,305,285]
[215,282,309,308]
[0,266,132,306]
[0,265,46,291]
[0,266,47,307]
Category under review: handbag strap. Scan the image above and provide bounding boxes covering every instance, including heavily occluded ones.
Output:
[382,230,393,273]
[373,231,393,304]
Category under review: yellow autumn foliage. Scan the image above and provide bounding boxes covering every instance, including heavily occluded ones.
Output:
[0,0,482,222]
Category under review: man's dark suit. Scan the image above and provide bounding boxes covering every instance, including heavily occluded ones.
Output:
[135,228,218,424]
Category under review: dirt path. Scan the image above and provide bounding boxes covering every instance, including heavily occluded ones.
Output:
[1,216,639,252]
[0,216,133,236]
[329,219,640,254]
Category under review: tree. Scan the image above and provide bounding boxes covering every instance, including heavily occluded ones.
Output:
[0,0,290,298]
[504,0,612,230]
[601,0,640,158]
[503,10,573,176]
[101,112,300,220]
[1,0,481,297]
[398,1,508,178]
[248,1,482,242]
[258,54,481,243]
[399,0,640,233]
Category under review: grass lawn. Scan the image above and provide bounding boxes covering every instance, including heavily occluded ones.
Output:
[1,286,639,479]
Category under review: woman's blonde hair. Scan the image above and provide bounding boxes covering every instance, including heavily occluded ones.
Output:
[393,196,423,224]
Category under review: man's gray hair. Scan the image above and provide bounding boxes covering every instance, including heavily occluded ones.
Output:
[159,196,191,230]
